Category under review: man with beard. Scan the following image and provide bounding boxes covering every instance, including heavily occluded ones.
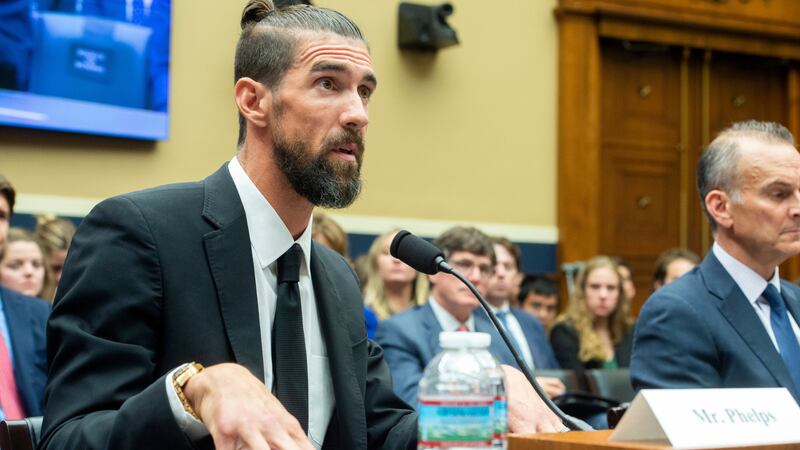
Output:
[39,2,566,450]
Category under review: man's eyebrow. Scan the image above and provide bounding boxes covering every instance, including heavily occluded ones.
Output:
[310,61,377,87]
[761,180,794,190]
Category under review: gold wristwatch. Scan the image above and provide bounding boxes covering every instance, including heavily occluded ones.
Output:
[172,362,204,420]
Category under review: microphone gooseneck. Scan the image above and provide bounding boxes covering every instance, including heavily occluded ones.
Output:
[389,230,590,432]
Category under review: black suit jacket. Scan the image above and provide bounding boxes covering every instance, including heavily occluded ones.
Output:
[550,321,633,391]
[1,286,49,417]
[40,165,416,450]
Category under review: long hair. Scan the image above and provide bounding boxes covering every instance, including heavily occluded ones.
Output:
[0,227,54,301]
[558,255,633,363]
[34,214,76,300]
[362,229,428,320]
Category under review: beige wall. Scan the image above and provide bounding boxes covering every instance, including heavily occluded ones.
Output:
[1,0,559,239]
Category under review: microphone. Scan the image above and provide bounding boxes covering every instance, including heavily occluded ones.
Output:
[390,230,590,431]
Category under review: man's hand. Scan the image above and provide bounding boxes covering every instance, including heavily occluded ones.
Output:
[183,363,314,450]
[535,376,566,398]
[502,365,564,433]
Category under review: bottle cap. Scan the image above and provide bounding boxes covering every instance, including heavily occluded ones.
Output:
[466,332,491,349]
[439,331,491,349]
[439,331,472,349]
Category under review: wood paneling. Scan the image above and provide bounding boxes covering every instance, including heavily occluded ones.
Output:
[557,13,602,264]
[558,0,800,40]
[557,0,800,314]
[509,430,800,450]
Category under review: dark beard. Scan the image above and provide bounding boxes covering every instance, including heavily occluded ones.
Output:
[273,129,364,209]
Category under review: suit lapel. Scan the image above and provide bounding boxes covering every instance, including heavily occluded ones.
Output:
[201,166,264,380]
[474,308,516,367]
[781,281,800,327]
[2,290,35,402]
[421,303,442,357]
[703,253,796,395]
[512,309,544,368]
[310,243,366,450]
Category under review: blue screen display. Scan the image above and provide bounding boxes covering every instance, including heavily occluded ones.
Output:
[0,0,171,140]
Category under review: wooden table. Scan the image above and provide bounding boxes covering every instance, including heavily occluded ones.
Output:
[509,430,800,450]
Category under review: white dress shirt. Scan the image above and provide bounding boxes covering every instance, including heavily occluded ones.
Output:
[167,156,334,448]
[487,302,535,369]
[712,242,800,351]
[429,296,475,332]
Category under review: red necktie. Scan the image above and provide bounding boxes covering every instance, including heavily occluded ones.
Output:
[457,324,469,332]
[0,334,24,419]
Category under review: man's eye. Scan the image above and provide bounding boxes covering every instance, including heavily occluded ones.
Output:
[318,78,334,90]
[772,191,789,199]
[358,86,372,100]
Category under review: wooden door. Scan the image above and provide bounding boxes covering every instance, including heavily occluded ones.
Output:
[598,43,791,314]
[599,41,684,314]
[556,0,800,316]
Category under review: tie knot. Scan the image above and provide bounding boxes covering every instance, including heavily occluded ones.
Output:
[278,244,303,284]
[763,284,785,313]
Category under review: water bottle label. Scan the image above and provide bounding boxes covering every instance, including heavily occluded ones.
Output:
[493,397,508,439]
[418,398,493,447]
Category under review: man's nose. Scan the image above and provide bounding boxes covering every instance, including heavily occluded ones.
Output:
[790,190,800,217]
[340,92,369,130]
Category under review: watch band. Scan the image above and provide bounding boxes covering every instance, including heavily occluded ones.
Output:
[172,362,205,420]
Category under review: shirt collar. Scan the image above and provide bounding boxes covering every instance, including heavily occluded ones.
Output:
[429,296,475,332]
[228,157,312,272]
[487,301,510,314]
[712,241,780,305]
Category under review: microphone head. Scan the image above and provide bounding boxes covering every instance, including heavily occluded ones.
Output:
[390,230,445,275]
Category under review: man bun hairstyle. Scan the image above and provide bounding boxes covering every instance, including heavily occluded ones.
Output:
[235,0,367,146]
[241,0,276,30]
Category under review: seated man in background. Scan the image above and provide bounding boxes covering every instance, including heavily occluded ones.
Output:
[518,274,560,335]
[487,237,563,395]
[651,247,700,291]
[377,227,562,407]
[632,121,800,404]
[0,175,49,420]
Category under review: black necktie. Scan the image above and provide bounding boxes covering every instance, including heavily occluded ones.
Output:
[273,243,308,433]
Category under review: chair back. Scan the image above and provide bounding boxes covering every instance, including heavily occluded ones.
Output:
[0,417,43,450]
[29,12,152,108]
[584,368,636,403]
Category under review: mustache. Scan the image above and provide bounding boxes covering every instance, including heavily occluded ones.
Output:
[324,129,365,155]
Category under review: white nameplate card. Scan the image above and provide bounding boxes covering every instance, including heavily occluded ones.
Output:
[610,388,800,449]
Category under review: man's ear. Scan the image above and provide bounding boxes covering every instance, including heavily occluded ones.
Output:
[705,189,734,229]
[234,77,270,130]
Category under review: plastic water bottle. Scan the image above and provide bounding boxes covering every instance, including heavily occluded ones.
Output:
[470,333,507,449]
[418,332,496,450]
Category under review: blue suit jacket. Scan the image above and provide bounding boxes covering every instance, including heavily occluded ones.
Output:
[1,286,50,416]
[631,251,800,403]
[375,302,558,406]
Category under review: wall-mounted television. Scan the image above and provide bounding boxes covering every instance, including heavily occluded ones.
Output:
[0,0,171,140]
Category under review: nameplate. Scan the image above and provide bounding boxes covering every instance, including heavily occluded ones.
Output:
[610,388,800,449]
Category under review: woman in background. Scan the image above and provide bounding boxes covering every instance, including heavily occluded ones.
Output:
[550,255,634,384]
[0,227,52,300]
[362,229,429,323]
[311,211,380,338]
[35,214,76,299]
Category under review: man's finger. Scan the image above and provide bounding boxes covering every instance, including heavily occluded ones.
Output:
[239,425,274,450]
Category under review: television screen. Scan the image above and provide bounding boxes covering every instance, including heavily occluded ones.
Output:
[0,0,171,140]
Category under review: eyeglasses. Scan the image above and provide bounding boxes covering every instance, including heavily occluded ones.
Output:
[449,258,494,278]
